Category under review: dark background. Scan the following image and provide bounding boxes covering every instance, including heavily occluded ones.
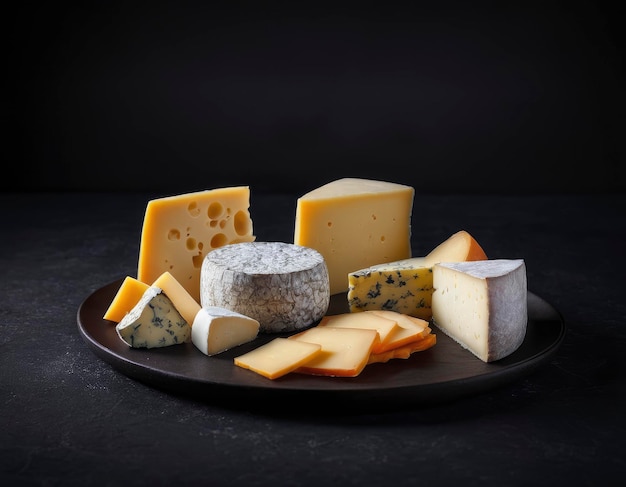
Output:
[8,1,624,194]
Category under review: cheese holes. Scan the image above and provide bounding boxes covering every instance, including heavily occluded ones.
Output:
[234,210,252,236]
[187,201,201,217]
[210,233,228,248]
[207,202,223,219]
[168,229,181,241]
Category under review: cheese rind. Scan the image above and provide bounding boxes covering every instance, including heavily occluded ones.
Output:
[137,187,255,303]
[200,242,330,333]
[191,306,260,356]
[115,286,191,348]
[234,338,322,380]
[103,276,150,322]
[294,178,414,295]
[432,259,527,362]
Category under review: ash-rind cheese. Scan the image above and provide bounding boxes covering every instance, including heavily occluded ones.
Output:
[432,259,527,362]
[116,286,191,348]
[200,242,330,333]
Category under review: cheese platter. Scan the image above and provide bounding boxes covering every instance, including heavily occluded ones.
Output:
[77,278,565,411]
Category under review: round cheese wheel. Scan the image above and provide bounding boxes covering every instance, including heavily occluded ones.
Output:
[200,242,330,333]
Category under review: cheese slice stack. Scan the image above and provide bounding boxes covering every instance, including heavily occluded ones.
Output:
[432,259,527,362]
[294,178,414,295]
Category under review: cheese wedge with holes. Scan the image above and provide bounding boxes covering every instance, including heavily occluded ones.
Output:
[290,326,378,377]
[432,259,527,362]
[137,187,255,303]
[115,286,191,348]
[234,338,323,379]
[103,276,150,322]
[294,178,414,295]
[192,306,260,356]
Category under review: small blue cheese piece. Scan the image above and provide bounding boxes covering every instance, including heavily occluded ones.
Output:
[200,242,330,333]
[432,259,527,362]
[115,286,191,348]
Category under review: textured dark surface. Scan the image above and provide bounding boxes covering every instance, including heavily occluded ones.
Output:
[1,191,625,486]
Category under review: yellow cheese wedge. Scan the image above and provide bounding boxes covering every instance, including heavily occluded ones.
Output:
[294,178,414,295]
[424,229,488,267]
[137,187,255,302]
[152,271,201,325]
[234,338,323,380]
[103,276,150,322]
[290,326,378,377]
[317,312,398,354]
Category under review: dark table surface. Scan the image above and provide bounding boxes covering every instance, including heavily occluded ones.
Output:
[2,190,625,486]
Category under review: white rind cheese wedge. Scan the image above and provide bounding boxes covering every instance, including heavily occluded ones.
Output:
[192,306,260,356]
[200,241,330,333]
[116,286,191,348]
[432,259,528,362]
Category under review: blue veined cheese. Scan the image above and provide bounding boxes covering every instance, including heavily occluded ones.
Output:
[115,286,191,348]
[432,259,527,362]
[200,241,330,333]
[347,257,434,320]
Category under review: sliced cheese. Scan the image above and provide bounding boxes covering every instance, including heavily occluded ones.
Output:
[200,241,330,333]
[317,312,399,353]
[432,259,527,362]
[368,332,436,364]
[103,276,150,322]
[347,230,488,320]
[152,271,201,325]
[368,310,430,351]
[294,178,414,295]
[234,338,322,380]
[115,286,191,348]
[290,326,378,377]
[137,187,255,303]
[191,306,260,356]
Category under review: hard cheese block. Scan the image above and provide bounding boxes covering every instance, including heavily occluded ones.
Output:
[116,286,191,348]
[432,259,527,362]
[200,241,330,333]
[294,178,414,295]
[137,187,255,303]
[103,276,150,322]
[347,230,488,320]
[192,306,260,356]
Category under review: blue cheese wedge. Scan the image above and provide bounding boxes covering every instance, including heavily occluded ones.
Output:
[347,257,433,320]
[432,259,527,362]
[115,286,191,348]
[200,242,330,333]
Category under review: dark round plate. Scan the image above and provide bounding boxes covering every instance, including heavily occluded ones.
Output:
[77,279,565,411]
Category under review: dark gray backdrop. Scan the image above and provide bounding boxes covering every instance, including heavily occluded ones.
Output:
[8,1,624,194]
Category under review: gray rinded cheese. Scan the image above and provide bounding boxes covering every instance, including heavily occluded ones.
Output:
[200,242,330,333]
[432,259,527,362]
[115,285,191,348]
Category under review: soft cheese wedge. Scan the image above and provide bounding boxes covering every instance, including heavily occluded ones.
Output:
[234,338,323,380]
[432,259,527,362]
[116,285,191,348]
[103,276,150,322]
[348,230,488,320]
[290,326,379,377]
[294,178,414,295]
[192,306,260,356]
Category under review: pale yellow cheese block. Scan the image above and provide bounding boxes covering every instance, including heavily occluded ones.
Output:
[290,326,378,377]
[103,276,150,322]
[294,178,414,295]
[137,187,255,302]
[234,338,322,380]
